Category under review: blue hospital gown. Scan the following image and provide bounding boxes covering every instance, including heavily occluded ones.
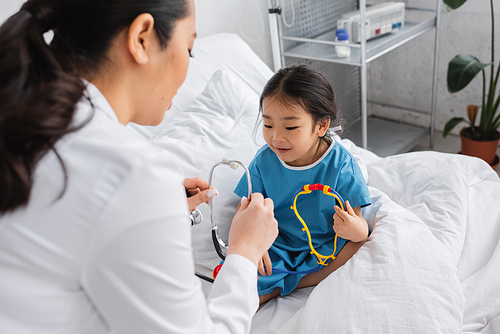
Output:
[234,141,371,296]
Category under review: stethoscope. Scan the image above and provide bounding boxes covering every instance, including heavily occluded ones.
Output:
[192,160,347,282]
[208,159,252,261]
[192,159,251,283]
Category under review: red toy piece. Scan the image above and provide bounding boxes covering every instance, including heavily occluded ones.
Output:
[212,263,223,280]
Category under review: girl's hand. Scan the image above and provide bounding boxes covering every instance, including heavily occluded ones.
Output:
[183,177,218,212]
[258,251,273,276]
[333,200,369,243]
[227,193,279,267]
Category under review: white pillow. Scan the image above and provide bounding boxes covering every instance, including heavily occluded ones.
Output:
[151,70,264,268]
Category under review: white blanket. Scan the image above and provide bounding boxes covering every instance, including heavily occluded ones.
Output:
[252,142,500,333]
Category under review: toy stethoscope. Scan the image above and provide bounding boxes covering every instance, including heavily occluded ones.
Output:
[194,160,347,282]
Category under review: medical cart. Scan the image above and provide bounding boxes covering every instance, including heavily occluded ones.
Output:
[268,0,441,156]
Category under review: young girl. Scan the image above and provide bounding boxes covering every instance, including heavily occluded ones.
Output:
[234,65,372,304]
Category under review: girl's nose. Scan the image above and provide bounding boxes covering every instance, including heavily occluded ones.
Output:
[273,129,285,142]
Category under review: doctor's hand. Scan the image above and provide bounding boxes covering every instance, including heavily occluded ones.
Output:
[227,193,278,267]
[333,200,369,243]
[183,177,218,212]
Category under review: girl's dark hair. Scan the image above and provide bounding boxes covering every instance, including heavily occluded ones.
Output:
[0,0,190,213]
[259,64,343,142]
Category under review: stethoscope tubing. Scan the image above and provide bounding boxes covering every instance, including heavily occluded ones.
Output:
[267,264,325,275]
[208,160,252,261]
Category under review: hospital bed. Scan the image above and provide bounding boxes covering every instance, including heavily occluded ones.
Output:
[129,33,500,333]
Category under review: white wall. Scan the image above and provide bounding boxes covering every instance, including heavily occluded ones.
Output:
[0,0,25,23]
[0,0,275,66]
[193,0,274,69]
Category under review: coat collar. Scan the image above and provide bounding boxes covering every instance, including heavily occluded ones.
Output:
[82,79,120,123]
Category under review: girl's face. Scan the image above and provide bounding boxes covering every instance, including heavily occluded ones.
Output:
[262,97,330,167]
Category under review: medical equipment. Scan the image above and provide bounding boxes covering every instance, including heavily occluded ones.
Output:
[209,159,252,260]
[335,29,351,58]
[186,188,204,226]
[189,209,203,226]
[193,159,250,284]
[238,0,265,42]
[268,0,295,28]
[337,2,405,43]
[193,159,251,283]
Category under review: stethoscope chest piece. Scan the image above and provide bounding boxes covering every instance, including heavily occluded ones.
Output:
[190,208,203,226]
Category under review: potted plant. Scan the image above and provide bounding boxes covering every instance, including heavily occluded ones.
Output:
[442,0,500,167]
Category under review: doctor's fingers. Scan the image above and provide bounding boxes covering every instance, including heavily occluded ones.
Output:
[264,197,275,211]
[183,177,210,192]
[248,193,275,211]
[248,195,277,233]
[248,192,264,204]
[238,196,250,212]
[226,206,278,266]
[186,188,218,212]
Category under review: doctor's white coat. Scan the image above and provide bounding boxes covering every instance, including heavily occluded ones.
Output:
[0,83,259,334]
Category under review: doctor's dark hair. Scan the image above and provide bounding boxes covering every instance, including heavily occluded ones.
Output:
[0,0,190,213]
[259,65,343,142]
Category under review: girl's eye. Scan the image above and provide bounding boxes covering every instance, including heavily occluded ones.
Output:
[188,49,194,58]
[286,126,298,130]
[264,124,272,129]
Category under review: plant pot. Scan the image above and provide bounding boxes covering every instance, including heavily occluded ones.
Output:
[460,127,500,165]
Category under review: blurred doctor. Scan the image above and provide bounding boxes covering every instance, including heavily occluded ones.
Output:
[0,0,278,333]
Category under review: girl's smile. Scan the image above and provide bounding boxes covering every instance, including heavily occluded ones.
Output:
[275,147,291,154]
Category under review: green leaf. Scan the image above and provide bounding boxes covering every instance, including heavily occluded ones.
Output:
[490,96,500,130]
[493,113,500,132]
[447,54,490,93]
[442,0,468,11]
[442,117,467,137]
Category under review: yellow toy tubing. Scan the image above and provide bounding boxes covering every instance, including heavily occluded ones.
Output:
[290,183,346,266]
